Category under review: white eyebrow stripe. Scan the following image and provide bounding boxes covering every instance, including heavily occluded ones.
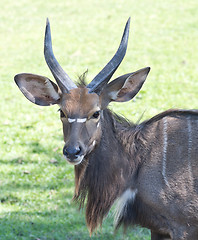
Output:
[77,118,87,123]
[68,118,87,123]
[68,118,76,123]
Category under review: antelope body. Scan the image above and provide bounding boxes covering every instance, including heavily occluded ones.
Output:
[15,19,198,239]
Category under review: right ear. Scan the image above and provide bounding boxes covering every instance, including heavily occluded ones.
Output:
[14,73,60,106]
[100,67,150,108]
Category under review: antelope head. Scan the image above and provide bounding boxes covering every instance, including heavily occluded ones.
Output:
[15,18,150,165]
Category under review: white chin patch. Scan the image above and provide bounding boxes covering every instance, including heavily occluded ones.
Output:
[63,155,84,165]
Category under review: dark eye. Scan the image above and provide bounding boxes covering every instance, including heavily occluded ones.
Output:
[59,109,66,118]
[92,111,100,119]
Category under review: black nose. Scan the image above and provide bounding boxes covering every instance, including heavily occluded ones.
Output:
[63,145,82,160]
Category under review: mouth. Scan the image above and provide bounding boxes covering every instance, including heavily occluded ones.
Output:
[63,155,84,165]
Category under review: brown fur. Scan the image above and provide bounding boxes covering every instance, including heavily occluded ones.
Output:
[73,108,198,239]
[15,71,198,239]
[60,88,100,118]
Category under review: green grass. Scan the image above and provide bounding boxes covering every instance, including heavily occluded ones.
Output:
[1,0,198,239]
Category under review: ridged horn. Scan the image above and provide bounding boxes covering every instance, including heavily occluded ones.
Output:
[87,18,131,94]
[44,18,77,93]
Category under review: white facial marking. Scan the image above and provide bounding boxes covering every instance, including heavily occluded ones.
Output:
[77,118,87,123]
[68,118,87,123]
[68,118,76,123]
[114,188,138,226]
[162,117,170,187]
[63,155,84,165]
[97,122,100,128]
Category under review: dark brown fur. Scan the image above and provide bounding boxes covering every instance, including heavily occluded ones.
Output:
[15,70,198,239]
[73,108,198,239]
[73,109,135,232]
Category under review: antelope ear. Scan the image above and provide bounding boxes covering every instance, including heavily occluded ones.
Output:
[101,67,150,107]
[14,73,60,106]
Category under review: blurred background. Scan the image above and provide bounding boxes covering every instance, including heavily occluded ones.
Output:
[0,0,198,239]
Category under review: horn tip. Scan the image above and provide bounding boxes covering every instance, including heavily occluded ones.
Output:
[45,19,51,39]
[46,18,50,27]
[126,17,131,29]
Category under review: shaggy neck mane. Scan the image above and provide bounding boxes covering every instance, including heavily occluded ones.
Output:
[73,109,143,234]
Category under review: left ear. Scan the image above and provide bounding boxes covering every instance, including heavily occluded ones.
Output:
[14,73,60,106]
[101,67,150,107]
